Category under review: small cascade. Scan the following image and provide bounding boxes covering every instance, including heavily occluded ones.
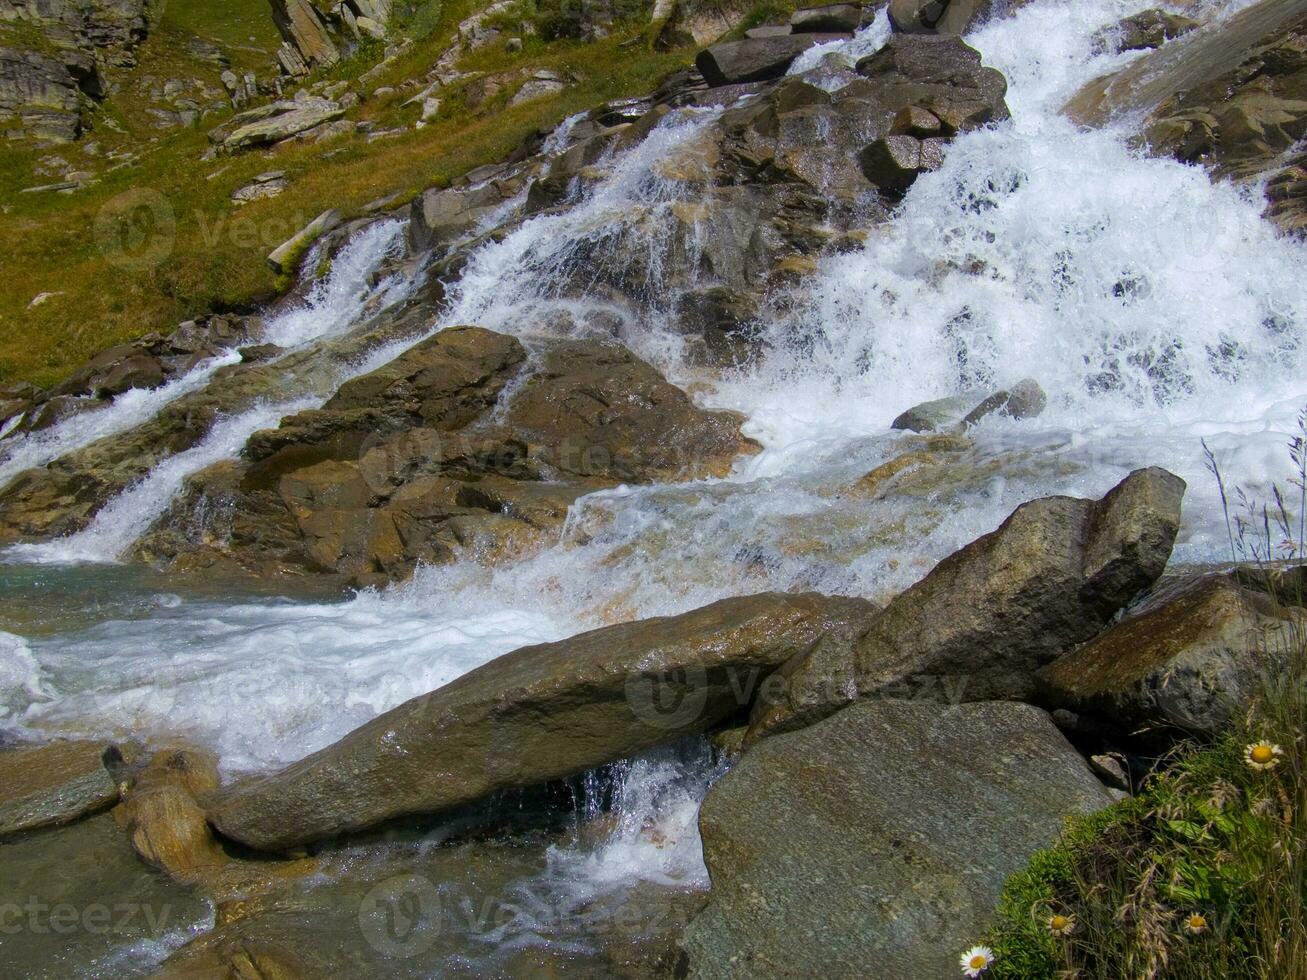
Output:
[0,220,408,502]
[260,218,410,349]
[437,107,728,371]
[1,219,415,566]
[11,399,318,565]
[0,352,241,494]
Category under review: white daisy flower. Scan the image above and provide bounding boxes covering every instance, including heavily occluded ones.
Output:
[959,945,995,976]
[1244,741,1284,771]
[1183,912,1209,935]
[1047,913,1076,937]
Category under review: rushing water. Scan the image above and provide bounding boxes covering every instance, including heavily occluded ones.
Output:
[3,0,1307,972]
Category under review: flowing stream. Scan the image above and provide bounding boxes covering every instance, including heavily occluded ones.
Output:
[2,0,1306,973]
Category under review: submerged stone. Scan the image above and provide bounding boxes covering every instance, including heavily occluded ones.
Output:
[0,740,122,836]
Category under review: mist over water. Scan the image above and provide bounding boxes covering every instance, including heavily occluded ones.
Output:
[3,0,1306,944]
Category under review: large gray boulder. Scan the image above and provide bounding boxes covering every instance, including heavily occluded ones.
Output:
[695,33,851,87]
[207,98,345,152]
[748,467,1185,739]
[854,32,1010,133]
[209,592,879,851]
[682,700,1117,979]
[1039,571,1302,739]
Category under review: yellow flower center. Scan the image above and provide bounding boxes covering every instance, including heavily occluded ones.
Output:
[969,955,987,969]
[1189,915,1206,929]
[1050,915,1070,930]
[1251,745,1274,764]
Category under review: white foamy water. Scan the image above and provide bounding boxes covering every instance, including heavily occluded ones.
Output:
[261,219,410,349]
[2,219,415,567]
[10,400,318,565]
[0,352,240,494]
[0,220,407,507]
[0,629,47,718]
[13,592,567,770]
[435,105,726,368]
[3,0,1306,931]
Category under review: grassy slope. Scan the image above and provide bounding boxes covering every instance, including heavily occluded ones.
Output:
[0,0,774,385]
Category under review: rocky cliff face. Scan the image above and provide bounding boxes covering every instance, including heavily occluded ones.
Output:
[268,0,395,76]
[0,0,151,141]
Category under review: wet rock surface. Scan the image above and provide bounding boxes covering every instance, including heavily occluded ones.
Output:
[1040,571,1303,739]
[695,32,851,86]
[209,592,877,851]
[748,468,1185,738]
[0,739,122,835]
[0,293,419,545]
[1090,7,1200,54]
[1066,0,1307,234]
[681,700,1116,979]
[132,325,757,585]
[113,744,318,903]
[888,0,1024,36]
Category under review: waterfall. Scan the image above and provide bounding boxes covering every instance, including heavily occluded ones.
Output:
[9,400,319,565]
[0,353,241,494]
[2,0,1306,943]
[434,107,729,372]
[260,218,411,349]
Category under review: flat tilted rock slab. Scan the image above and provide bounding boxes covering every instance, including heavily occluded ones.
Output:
[0,741,121,836]
[682,700,1116,979]
[211,592,878,851]
[1039,571,1301,738]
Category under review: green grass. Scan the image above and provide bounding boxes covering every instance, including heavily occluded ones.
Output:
[0,0,691,386]
[982,416,1307,980]
[161,0,281,48]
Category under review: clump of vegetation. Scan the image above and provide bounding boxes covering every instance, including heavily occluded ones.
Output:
[981,412,1307,980]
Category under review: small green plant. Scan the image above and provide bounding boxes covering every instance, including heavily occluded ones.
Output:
[982,410,1307,980]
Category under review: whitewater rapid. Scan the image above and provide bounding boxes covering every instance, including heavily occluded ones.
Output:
[3,0,1306,933]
